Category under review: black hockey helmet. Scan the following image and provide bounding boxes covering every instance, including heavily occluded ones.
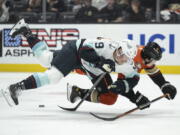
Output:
[141,42,162,62]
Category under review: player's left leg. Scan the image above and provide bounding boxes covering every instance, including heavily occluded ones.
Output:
[2,66,64,106]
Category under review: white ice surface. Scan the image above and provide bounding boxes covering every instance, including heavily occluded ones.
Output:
[0,73,180,135]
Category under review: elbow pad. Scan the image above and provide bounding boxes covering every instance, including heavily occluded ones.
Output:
[79,47,100,63]
[148,70,166,88]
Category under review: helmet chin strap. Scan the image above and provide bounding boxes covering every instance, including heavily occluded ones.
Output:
[113,50,119,64]
[113,50,122,65]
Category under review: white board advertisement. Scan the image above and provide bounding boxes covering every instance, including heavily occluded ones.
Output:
[0,24,179,65]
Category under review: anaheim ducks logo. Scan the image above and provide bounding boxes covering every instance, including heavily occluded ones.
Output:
[153,47,160,53]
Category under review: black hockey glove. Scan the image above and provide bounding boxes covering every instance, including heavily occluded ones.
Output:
[109,80,126,94]
[161,82,177,100]
[95,56,115,72]
[108,76,140,95]
[134,91,150,110]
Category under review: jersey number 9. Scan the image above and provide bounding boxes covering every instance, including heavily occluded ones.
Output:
[95,42,104,48]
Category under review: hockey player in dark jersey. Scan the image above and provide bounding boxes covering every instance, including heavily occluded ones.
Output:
[110,42,177,109]
[1,19,138,106]
[68,41,177,110]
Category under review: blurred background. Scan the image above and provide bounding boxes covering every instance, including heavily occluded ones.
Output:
[0,2,180,135]
[0,0,179,24]
[0,0,180,73]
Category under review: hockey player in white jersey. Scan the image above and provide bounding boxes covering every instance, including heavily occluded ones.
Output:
[1,19,140,107]
[75,37,138,77]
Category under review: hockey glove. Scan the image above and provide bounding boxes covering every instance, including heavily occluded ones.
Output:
[161,82,177,100]
[95,56,115,72]
[134,91,150,110]
[109,80,127,94]
[108,76,139,95]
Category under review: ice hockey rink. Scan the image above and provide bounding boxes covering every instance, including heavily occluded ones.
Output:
[0,72,179,135]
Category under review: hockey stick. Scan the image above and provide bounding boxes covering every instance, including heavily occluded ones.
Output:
[89,94,168,121]
[58,72,107,111]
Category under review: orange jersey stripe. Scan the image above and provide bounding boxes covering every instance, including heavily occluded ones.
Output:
[74,69,86,75]
[134,46,153,73]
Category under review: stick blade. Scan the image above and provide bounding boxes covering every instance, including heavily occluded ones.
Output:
[57,105,77,111]
[89,112,118,121]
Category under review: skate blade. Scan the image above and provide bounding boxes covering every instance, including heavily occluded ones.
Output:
[67,83,71,102]
[9,18,25,36]
[1,89,14,107]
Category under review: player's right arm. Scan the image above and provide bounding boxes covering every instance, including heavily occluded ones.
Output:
[78,40,115,72]
[145,65,177,100]
[79,44,101,63]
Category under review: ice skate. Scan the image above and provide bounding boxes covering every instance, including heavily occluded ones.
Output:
[67,83,80,103]
[9,18,31,38]
[1,88,14,107]
[1,82,23,106]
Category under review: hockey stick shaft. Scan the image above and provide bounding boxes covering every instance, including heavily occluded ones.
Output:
[116,93,169,118]
[90,94,168,121]
[120,93,167,119]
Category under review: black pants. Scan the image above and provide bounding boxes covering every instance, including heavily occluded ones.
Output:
[51,40,81,76]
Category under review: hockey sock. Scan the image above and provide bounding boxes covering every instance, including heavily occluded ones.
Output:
[26,35,41,48]
[21,75,37,90]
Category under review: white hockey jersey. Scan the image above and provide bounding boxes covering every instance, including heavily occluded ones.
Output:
[76,38,139,79]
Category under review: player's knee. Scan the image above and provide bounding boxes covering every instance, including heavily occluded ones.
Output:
[32,67,64,87]
[37,50,53,68]
[32,41,53,68]
[99,92,118,105]
[46,66,64,84]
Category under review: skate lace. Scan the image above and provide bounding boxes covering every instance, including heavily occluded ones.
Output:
[15,87,22,96]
